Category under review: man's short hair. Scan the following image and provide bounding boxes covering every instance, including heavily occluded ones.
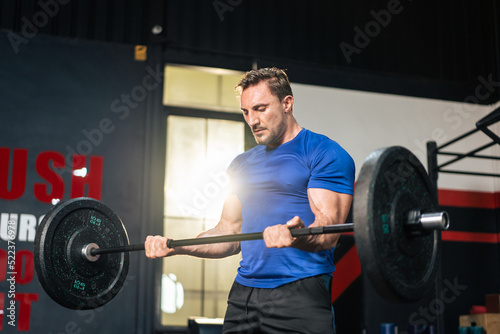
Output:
[236,67,293,102]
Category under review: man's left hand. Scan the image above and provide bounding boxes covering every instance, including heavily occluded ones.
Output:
[263,216,305,248]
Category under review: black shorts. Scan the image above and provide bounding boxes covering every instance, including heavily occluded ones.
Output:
[222,275,335,334]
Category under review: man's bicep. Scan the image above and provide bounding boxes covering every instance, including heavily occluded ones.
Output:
[217,193,243,234]
[307,188,352,226]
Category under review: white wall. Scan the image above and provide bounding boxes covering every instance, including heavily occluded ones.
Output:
[292,83,500,193]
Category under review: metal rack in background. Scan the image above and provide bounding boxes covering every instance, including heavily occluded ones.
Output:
[427,106,500,190]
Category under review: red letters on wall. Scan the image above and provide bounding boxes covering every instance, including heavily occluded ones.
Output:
[0,148,28,200]
[0,147,105,330]
[0,148,103,202]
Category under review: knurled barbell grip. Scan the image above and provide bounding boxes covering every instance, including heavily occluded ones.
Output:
[167,232,264,248]
[167,223,355,248]
[289,223,354,237]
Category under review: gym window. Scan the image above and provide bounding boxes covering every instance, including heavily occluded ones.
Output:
[161,64,253,328]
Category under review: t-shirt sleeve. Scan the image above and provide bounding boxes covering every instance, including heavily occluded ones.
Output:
[307,141,355,195]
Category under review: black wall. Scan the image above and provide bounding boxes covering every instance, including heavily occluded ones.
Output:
[1,0,500,102]
[0,32,163,333]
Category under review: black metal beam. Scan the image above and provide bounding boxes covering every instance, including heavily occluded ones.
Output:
[438,151,500,160]
[437,141,496,169]
[438,170,500,178]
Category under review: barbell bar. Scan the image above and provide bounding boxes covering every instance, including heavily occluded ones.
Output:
[87,211,449,258]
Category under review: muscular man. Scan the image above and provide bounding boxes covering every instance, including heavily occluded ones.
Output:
[145,67,355,333]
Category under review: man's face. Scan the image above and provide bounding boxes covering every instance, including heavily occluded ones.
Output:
[240,82,290,148]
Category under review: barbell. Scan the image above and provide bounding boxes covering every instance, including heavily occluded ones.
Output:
[33,146,450,310]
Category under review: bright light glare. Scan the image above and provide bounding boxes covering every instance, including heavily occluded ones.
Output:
[73,167,87,177]
[161,273,184,314]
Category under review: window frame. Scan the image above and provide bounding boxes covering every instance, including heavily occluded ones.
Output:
[157,105,254,332]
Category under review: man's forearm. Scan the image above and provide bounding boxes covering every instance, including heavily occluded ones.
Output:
[171,228,241,258]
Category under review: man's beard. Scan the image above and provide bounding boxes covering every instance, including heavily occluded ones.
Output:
[252,118,286,147]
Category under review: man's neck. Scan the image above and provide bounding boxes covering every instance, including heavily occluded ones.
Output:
[267,121,303,148]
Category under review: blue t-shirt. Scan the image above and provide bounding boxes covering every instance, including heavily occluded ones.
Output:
[227,128,355,288]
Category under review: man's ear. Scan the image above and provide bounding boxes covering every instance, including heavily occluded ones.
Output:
[282,95,294,113]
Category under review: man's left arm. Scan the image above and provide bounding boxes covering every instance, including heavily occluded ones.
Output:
[263,188,352,251]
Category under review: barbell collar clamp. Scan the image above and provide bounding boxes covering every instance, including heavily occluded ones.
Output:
[420,211,450,231]
[406,210,450,236]
[82,243,100,262]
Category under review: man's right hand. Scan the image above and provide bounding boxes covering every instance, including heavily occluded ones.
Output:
[144,193,243,260]
[145,235,176,258]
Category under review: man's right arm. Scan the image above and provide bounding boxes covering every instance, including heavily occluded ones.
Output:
[145,193,243,259]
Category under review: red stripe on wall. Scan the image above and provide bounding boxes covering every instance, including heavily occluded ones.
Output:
[438,189,500,209]
[441,231,500,243]
[437,189,499,244]
[332,246,362,302]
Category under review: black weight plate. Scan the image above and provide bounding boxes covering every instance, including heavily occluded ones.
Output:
[34,197,130,309]
[353,146,439,303]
